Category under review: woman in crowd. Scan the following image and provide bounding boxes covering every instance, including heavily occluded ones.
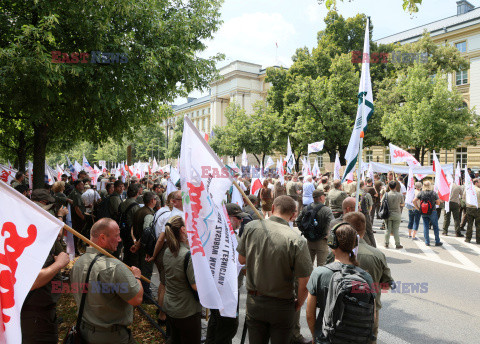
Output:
[305,223,375,343]
[413,180,443,247]
[382,180,404,249]
[407,182,423,240]
[162,215,202,344]
[259,179,273,217]
[52,181,73,214]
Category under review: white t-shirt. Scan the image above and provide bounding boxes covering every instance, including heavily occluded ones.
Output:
[154,206,184,238]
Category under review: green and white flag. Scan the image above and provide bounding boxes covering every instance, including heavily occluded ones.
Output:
[343,17,374,181]
[286,137,295,173]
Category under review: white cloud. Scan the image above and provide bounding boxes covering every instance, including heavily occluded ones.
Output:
[201,12,296,68]
[306,3,323,23]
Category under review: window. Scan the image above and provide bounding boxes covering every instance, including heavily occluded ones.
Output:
[202,118,205,131]
[319,156,324,168]
[365,150,373,162]
[384,149,390,164]
[456,41,467,53]
[208,107,211,114]
[430,152,434,165]
[456,69,468,85]
[456,147,467,168]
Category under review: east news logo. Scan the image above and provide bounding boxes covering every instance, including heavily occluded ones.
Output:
[51,51,128,64]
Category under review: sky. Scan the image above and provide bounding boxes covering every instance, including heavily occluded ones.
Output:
[176,0,476,103]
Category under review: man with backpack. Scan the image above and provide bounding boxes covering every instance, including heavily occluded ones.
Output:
[296,190,334,267]
[108,180,125,220]
[118,184,141,266]
[413,180,442,247]
[306,222,376,344]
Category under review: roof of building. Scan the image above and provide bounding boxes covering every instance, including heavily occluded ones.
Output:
[173,95,210,111]
[376,6,480,44]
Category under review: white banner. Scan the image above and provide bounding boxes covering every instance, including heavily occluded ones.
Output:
[369,161,454,176]
[307,140,324,155]
[286,137,295,173]
[242,149,248,167]
[180,116,238,318]
[334,153,341,181]
[465,166,478,208]
[0,165,16,185]
[0,180,63,344]
[405,167,415,206]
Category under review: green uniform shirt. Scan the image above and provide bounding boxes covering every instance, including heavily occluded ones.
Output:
[163,243,201,318]
[54,192,69,207]
[327,189,347,213]
[237,216,312,299]
[356,238,393,309]
[69,189,86,214]
[71,247,140,328]
[109,193,122,219]
[383,191,403,219]
[118,198,140,231]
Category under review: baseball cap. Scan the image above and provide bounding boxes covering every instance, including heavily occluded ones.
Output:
[225,203,249,218]
[312,190,325,198]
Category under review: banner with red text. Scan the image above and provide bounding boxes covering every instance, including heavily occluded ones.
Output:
[180,116,238,318]
[0,180,63,344]
[389,143,426,179]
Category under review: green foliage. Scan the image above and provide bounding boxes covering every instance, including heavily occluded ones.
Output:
[166,116,184,160]
[0,0,223,188]
[318,0,423,13]
[210,102,284,165]
[378,64,478,164]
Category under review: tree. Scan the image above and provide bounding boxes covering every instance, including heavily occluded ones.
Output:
[166,117,184,160]
[378,64,478,164]
[318,0,423,13]
[0,0,223,189]
[210,102,284,165]
[266,11,393,165]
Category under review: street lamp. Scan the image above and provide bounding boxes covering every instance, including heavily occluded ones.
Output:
[166,125,174,165]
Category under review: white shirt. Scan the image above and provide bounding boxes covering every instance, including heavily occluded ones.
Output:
[154,206,184,238]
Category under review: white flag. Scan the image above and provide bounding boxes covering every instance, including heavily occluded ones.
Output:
[389,143,425,180]
[432,151,450,202]
[334,153,341,181]
[465,166,478,208]
[0,165,16,185]
[367,162,374,181]
[344,18,373,180]
[241,149,248,167]
[180,116,238,318]
[27,162,33,189]
[265,156,274,170]
[231,185,244,207]
[44,163,55,185]
[307,140,325,155]
[455,162,461,185]
[278,158,285,185]
[286,137,295,174]
[0,180,64,343]
[312,158,320,177]
[74,160,82,174]
[405,167,415,206]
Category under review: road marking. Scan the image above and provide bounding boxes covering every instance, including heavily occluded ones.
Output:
[441,240,479,269]
[378,246,480,274]
[377,329,412,344]
[412,237,442,261]
[447,236,480,255]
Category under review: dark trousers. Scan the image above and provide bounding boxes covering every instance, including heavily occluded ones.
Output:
[246,294,295,344]
[167,312,201,344]
[131,246,153,297]
[21,308,57,344]
[364,214,377,248]
[443,202,461,235]
[205,309,239,344]
[466,208,480,243]
[370,199,380,222]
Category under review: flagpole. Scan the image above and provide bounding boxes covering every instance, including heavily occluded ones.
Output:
[355,93,366,212]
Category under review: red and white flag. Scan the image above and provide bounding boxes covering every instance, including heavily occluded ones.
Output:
[0,180,63,343]
[0,165,16,185]
[432,151,450,202]
[180,116,238,318]
[389,143,425,180]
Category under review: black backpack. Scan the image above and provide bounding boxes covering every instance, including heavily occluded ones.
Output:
[378,194,390,220]
[141,209,169,256]
[117,202,139,236]
[298,203,326,241]
[94,195,111,220]
[322,262,375,344]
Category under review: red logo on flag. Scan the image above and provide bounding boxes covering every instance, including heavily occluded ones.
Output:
[0,222,37,328]
[0,170,12,183]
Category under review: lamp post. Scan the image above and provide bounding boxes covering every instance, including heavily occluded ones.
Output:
[166,125,174,165]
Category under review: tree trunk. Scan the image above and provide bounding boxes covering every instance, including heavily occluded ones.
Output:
[338,145,348,166]
[252,153,261,165]
[261,154,265,167]
[16,130,27,172]
[328,150,336,163]
[32,124,48,190]
[420,146,426,165]
[414,147,421,162]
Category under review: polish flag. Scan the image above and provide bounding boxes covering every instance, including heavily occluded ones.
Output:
[251,178,263,196]
[432,151,450,202]
[0,180,63,343]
